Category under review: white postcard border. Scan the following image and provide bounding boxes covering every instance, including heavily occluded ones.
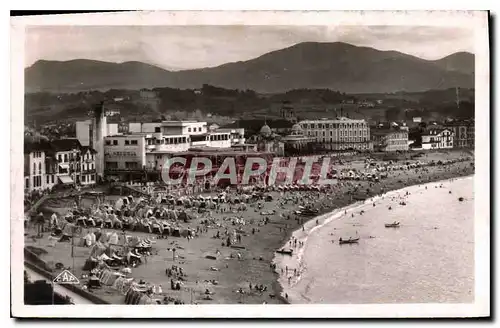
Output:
[10,10,490,318]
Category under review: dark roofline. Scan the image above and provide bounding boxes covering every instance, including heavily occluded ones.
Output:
[25,139,88,154]
[81,146,97,154]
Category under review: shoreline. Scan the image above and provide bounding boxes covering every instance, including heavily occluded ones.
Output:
[273,173,474,304]
[25,151,475,305]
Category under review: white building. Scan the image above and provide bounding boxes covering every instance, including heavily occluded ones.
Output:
[24,139,97,193]
[104,134,147,171]
[24,144,47,192]
[80,147,97,185]
[299,117,372,151]
[128,121,207,136]
[421,128,454,150]
[51,139,85,185]
[77,120,120,147]
[102,121,245,178]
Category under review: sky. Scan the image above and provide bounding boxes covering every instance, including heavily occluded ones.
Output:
[25,25,475,70]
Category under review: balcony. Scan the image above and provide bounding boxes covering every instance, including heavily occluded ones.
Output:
[82,169,96,174]
[104,167,158,173]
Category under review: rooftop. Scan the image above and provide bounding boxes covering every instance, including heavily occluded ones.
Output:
[299,117,366,123]
[49,138,82,152]
[25,138,94,154]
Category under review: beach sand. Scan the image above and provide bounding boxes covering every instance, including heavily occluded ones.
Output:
[24,149,475,304]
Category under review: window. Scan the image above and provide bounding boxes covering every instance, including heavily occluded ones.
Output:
[32,163,36,174]
[125,140,130,145]
[63,154,67,162]
[46,175,49,184]
[25,178,29,189]
[51,175,55,184]
[33,176,41,188]
[154,127,161,133]
[113,140,118,146]
[131,140,138,145]
[125,161,138,169]
[91,175,95,181]
[188,128,192,132]
[38,163,42,174]
[82,175,86,183]
[105,161,118,169]
[105,140,111,146]
[198,127,202,132]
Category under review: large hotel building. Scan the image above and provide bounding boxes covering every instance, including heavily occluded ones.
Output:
[75,110,246,182]
[298,117,372,151]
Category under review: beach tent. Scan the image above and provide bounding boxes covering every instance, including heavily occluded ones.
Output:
[162,225,172,235]
[126,250,142,264]
[98,253,112,261]
[108,232,119,245]
[126,235,141,247]
[82,232,96,247]
[184,198,192,208]
[98,232,111,243]
[89,242,107,258]
[114,198,124,210]
[172,228,181,237]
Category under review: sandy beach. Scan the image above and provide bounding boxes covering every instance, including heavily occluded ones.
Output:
[24,149,474,304]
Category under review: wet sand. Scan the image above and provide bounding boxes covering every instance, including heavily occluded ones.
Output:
[24,150,475,304]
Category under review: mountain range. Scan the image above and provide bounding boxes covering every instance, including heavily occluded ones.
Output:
[25,42,475,94]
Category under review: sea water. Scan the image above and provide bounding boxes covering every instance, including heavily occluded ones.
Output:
[276,176,474,304]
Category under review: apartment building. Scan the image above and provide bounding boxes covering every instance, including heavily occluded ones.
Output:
[421,128,454,150]
[103,121,245,177]
[371,127,409,152]
[298,117,372,151]
[24,139,97,193]
[444,119,475,148]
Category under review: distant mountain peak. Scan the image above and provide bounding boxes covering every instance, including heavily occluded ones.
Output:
[25,44,474,94]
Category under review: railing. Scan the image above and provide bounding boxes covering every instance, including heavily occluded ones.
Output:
[104,167,157,172]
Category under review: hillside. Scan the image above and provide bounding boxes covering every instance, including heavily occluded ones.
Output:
[25,42,475,94]
[432,52,475,75]
[25,59,177,93]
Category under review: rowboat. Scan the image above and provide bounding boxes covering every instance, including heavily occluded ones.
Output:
[338,237,359,245]
[385,222,400,228]
[276,248,293,256]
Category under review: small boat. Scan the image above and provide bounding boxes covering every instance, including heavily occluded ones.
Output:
[339,237,359,245]
[297,208,319,216]
[385,222,400,228]
[276,248,293,255]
